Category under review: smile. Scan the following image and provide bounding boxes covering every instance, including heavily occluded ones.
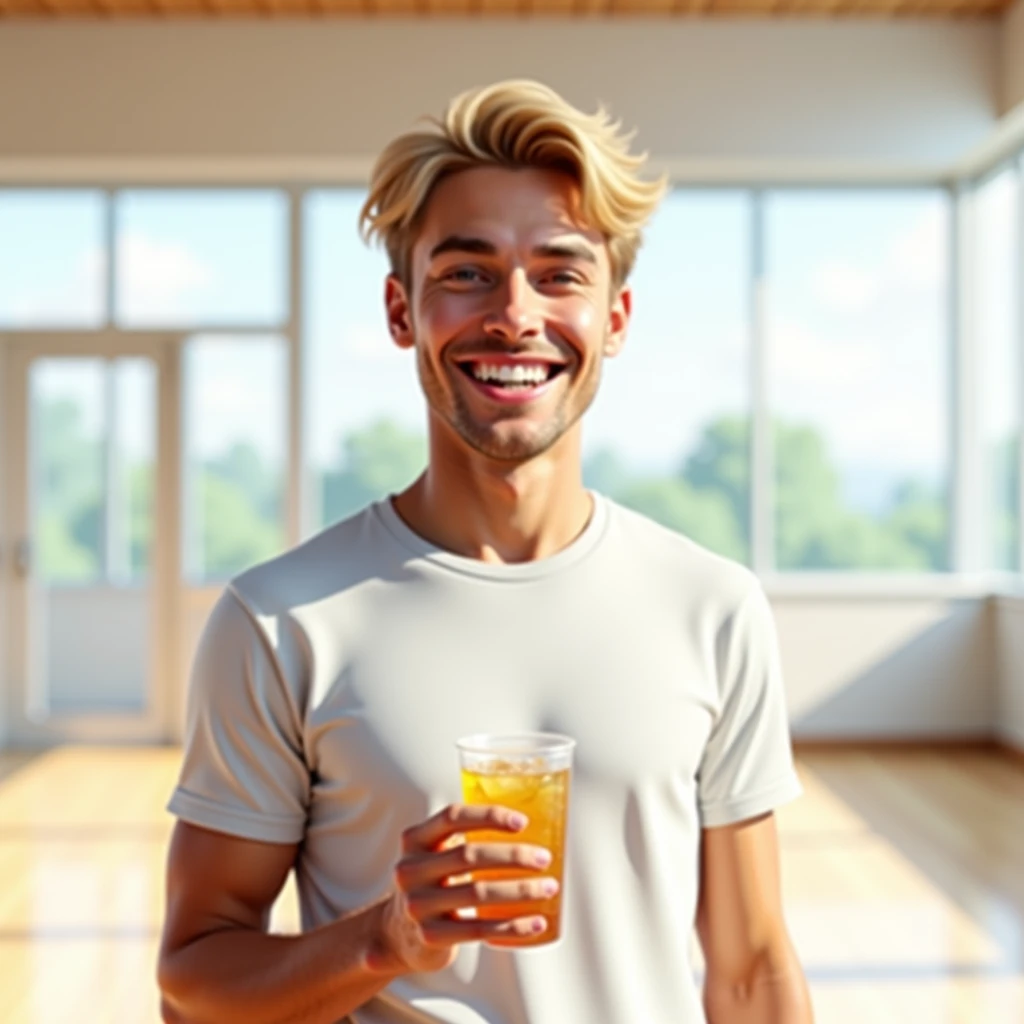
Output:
[456,359,569,405]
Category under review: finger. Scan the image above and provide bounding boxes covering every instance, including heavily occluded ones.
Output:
[401,804,527,855]
[419,913,549,947]
[408,876,560,922]
[397,841,552,890]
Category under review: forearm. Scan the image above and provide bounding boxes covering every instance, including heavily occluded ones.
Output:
[704,957,814,1024]
[159,897,407,1024]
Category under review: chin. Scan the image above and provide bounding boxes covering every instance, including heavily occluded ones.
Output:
[462,423,566,463]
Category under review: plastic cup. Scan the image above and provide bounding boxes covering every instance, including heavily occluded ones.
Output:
[455,732,575,948]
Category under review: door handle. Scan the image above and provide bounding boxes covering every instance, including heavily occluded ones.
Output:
[13,538,31,579]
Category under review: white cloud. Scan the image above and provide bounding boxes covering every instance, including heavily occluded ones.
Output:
[813,265,881,313]
[8,230,217,326]
[886,204,946,292]
[341,323,400,361]
[810,204,947,315]
[187,337,288,462]
[10,247,106,325]
[117,233,214,322]
[772,317,945,471]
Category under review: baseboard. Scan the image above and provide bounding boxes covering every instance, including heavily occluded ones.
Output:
[793,734,1024,769]
[793,735,995,753]
[996,735,1024,768]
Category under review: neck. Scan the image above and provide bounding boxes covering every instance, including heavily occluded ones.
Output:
[391,421,593,565]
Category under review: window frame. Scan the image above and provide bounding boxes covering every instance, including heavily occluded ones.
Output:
[0,166,1019,589]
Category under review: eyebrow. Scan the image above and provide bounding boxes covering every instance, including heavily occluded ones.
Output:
[427,235,598,265]
[428,236,498,260]
[532,242,598,265]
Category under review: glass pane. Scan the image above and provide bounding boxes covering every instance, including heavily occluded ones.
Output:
[32,359,106,584]
[116,190,288,328]
[303,191,425,535]
[766,190,951,571]
[975,169,1020,572]
[28,357,154,715]
[584,191,752,564]
[0,190,106,328]
[111,358,158,582]
[183,335,288,582]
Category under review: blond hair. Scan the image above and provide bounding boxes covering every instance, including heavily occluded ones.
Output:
[359,79,667,290]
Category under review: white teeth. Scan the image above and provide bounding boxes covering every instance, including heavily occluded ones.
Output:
[472,363,551,385]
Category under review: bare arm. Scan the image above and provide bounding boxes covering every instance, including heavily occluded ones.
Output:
[696,812,814,1024]
[158,807,557,1024]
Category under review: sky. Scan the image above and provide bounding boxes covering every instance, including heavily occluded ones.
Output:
[0,182,1018,519]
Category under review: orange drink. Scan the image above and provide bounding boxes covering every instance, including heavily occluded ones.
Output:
[456,733,575,948]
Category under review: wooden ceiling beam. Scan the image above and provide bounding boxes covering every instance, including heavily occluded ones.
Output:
[371,0,420,13]
[0,0,1012,16]
[526,0,577,14]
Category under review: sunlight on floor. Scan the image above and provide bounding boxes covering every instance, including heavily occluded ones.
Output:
[0,747,1021,1023]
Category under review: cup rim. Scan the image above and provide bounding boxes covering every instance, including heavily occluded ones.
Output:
[455,731,576,756]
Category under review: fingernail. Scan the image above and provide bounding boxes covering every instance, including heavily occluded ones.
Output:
[508,813,528,830]
[541,879,559,896]
[533,849,552,867]
[531,917,547,933]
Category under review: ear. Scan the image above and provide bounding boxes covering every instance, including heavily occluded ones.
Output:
[385,275,415,350]
[604,285,631,359]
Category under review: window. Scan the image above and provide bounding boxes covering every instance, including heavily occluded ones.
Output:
[0,190,107,328]
[31,357,156,584]
[303,190,425,536]
[182,335,288,582]
[974,167,1021,572]
[115,189,288,328]
[584,190,753,564]
[765,190,952,571]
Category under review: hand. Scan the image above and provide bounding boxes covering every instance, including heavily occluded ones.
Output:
[378,804,558,973]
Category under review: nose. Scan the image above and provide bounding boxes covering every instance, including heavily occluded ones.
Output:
[482,268,544,342]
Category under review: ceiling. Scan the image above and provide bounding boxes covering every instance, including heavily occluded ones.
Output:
[0,0,1011,16]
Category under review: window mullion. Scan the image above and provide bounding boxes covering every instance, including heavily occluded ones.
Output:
[1016,152,1024,576]
[952,182,982,573]
[750,189,773,575]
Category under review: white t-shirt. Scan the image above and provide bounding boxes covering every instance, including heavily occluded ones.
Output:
[168,492,802,1024]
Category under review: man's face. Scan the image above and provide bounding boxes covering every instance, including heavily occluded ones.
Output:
[386,166,630,463]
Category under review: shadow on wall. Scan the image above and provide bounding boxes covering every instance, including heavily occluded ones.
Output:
[789,599,995,741]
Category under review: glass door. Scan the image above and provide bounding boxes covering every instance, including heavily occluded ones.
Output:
[3,335,180,743]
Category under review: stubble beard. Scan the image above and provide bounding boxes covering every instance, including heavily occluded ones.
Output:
[417,338,604,464]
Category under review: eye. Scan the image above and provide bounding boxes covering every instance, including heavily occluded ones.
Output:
[444,267,486,284]
[543,270,584,287]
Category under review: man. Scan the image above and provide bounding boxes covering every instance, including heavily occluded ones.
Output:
[158,79,814,1024]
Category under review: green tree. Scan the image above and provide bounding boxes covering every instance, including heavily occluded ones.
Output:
[680,416,750,549]
[616,477,746,562]
[587,414,950,571]
[198,471,283,578]
[582,447,633,499]
[881,480,948,571]
[321,419,427,525]
[35,398,102,581]
[206,442,281,525]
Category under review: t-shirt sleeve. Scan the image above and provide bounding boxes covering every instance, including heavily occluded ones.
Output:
[697,581,802,829]
[167,586,309,844]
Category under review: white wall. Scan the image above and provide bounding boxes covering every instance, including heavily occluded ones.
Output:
[994,595,1024,751]
[1002,0,1024,115]
[0,20,999,175]
[177,588,998,744]
[45,588,149,711]
[774,595,995,740]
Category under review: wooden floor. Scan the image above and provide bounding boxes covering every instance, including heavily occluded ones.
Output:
[1,746,1022,1023]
